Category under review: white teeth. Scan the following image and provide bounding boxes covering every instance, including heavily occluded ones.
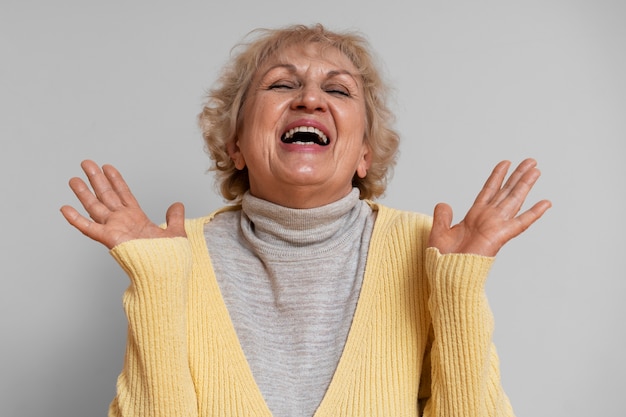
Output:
[284,126,328,144]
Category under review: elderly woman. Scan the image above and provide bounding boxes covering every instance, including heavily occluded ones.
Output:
[61,24,550,417]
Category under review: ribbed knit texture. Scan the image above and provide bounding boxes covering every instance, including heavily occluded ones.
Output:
[204,189,374,417]
[108,202,515,417]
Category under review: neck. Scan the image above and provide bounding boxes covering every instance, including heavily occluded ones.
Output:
[240,188,363,249]
[248,184,355,209]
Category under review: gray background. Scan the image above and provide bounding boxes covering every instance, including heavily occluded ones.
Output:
[2,1,624,416]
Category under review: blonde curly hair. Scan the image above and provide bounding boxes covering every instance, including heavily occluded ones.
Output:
[198,24,399,203]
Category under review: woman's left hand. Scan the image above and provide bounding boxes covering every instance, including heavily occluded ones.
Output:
[428,158,552,257]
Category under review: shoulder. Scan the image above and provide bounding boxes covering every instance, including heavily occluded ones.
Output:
[364,200,433,258]
[183,205,241,229]
[366,200,432,232]
[182,205,242,246]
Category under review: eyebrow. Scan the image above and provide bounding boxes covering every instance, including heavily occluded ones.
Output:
[259,64,360,83]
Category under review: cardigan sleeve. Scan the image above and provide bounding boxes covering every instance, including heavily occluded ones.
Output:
[421,247,515,417]
[107,237,199,417]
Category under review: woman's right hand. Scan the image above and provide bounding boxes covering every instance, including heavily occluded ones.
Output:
[60,160,186,250]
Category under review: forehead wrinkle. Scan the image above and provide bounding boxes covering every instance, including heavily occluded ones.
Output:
[261,63,297,76]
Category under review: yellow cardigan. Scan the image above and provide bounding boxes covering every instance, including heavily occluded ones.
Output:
[108,202,514,417]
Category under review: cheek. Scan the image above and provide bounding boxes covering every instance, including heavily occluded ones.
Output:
[245,98,286,136]
[339,102,367,132]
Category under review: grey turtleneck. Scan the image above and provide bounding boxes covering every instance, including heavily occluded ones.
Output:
[204,188,375,417]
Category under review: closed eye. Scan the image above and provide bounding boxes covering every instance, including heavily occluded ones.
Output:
[327,89,350,97]
[268,81,297,90]
[324,84,351,97]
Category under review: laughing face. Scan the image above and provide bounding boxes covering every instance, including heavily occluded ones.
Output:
[228,42,371,208]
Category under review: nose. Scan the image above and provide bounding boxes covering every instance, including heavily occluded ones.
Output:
[291,84,327,113]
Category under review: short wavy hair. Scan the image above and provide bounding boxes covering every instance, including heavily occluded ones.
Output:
[198,24,399,203]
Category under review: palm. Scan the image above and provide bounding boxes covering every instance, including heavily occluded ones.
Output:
[61,160,186,249]
[428,159,551,257]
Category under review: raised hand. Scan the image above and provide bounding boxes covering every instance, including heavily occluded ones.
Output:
[428,158,551,257]
[60,160,186,249]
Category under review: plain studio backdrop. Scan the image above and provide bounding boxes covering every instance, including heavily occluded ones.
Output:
[1,1,624,416]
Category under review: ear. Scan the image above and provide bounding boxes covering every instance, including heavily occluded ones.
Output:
[356,143,372,179]
[227,139,246,170]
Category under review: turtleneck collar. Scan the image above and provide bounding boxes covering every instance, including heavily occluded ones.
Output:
[240,188,369,256]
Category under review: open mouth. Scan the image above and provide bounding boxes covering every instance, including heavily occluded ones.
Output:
[281,126,329,146]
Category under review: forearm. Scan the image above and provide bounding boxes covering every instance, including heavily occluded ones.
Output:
[108,237,198,417]
[423,247,514,417]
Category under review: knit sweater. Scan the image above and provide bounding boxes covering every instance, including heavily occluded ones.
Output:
[108,202,515,417]
[205,190,375,417]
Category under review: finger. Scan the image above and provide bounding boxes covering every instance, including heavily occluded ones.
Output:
[432,202,453,233]
[497,166,542,214]
[492,158,537,206]
[165,202,187,237]
[68,176,112,223]
[509,199,552,237]
[60,204,88,229]
[81,160,123,210]
[473,160,511,206]
[60,204,106,242]
[102,164,139,207]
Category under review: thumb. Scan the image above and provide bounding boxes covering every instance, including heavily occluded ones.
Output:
[432,202,453,233]
[428,202,454,252]
[165,202,187,237]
